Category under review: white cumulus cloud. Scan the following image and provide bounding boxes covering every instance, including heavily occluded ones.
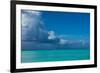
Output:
[48,31,56,40]
[22,10,42,28]
[21,10,44,40]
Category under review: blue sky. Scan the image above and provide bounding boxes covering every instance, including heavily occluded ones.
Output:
[41,11,90,40]
[21,10,90,41]
[21,10,90,50]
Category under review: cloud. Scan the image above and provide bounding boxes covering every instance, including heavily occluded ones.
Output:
[21,10,46,41]
[22,10,41,17]
[59,39,68,45]
[21,10,42,28]
[48,31,56,40]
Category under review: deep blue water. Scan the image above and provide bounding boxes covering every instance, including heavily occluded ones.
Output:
[21,49,90,63]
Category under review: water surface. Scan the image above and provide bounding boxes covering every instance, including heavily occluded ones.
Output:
[21,49,90,63]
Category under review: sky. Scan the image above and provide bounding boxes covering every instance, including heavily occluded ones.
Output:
[21,10,90,50]
[21,10,90,42]
[41,11,90,40]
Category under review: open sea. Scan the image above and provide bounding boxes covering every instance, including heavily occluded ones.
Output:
[21,49,90,63]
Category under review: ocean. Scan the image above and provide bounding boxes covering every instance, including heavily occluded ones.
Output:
[21,49,90,63]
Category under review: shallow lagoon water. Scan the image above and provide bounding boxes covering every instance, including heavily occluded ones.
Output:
[21,49,90,63]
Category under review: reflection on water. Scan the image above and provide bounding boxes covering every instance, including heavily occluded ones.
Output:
[21,49,90,63]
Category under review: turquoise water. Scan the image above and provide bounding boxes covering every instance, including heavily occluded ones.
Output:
[21,49,90,63]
